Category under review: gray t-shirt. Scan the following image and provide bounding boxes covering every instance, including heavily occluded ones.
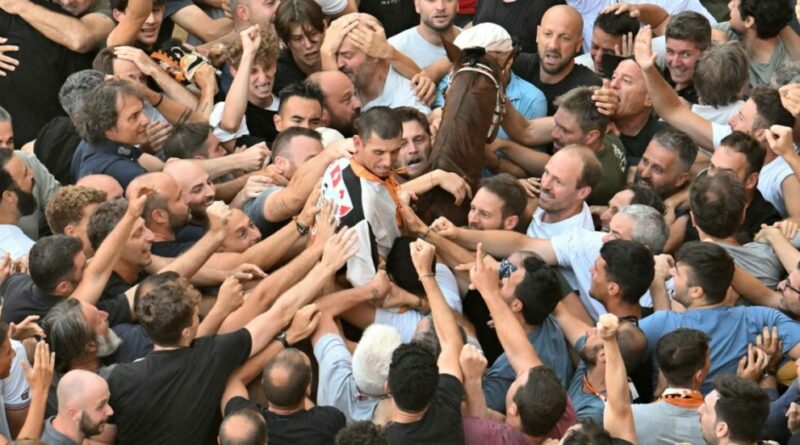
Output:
[632,400,703,445]
[715,22,789,87]
[388,27,447,69]
[41,417,79,445]
[719,241,786,289]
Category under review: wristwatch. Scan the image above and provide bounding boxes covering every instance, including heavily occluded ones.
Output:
[276,331,290,348]
[295,219,309,236]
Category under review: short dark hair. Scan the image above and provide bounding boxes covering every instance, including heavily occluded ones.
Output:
[111,0,165,13]
[562,421,614,445]
[75,80,142,144]
[625,184,666,215]
[514,255,562,326]
[395,106,431,135]
[713,375,770,443]
[163,122,213,159]
[665,11,711,51]
[135,278,200,346]
[656,328,710,388]
[599,239,655,305]
[617,320,648,372]
[134,271,181,309]
[43,299,94,373]
[675,241,735,304]
[92,46,117,75]
[271,126,323,160]
[387,237,430,297]
[513,366,567,436]
[87,199,127,251]
[335,421,388,445]
[653,127,698,173]
[690,171,745,238]
[554,86,609,135]
[478,173,527,220]
[219,409,267,445]
[751,86,796,130]
[355,107,402,142]
[277,81,324,114]
[262,348,311,408]
[694,42,749,107]
[387,343,438,412]
[594,11,640,37]
[274,0,325,46]
[29,236,83,293]
[738,0,792,39]
[45,186,107,235]
[718,131,765,176]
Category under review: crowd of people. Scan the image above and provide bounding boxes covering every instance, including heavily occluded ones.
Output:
[2,0,800,443]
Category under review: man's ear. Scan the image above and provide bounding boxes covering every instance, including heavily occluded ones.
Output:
[273,114,283,133]
[53,280,73,297]
[584,129,602,148]
[64,224,77,237]
[111,8,123,22]
[502,215,519,231]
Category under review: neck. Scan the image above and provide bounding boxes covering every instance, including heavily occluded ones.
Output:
[416,24,457,46]
[687,299,725,311]
[359,63,389,104]
[150,224,176,242]
[0,210,20,225]
[113,260,140,284]
[539,61,575,85]
[605,300,642,319]
[69,356,102,373]
[615,111,651,136]
[541,202,583,224]
[268,404,305,416]
[51,416,84,444]
[292,53,321,75]
[763,145,778,164]
[585,365,605,392]
[745,33,778,64]
[249,94,274,109]
[697,229,739,247]
[391,399,429,424]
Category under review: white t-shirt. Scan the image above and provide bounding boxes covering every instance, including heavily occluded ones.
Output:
[362,66,431,115]
[388,27,447,69]
[0,341,31,440]
[526,202,594,238]
[208,95,280,143]
[692,101,744,126]
[551,229,606,319]
[315,0,348,15]
[0,225,34,260]
[758,156,795,218]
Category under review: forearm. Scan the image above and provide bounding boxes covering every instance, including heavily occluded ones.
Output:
[106,0,151,46]
[15,391,46,440]
[387,46,421,78]
[216,173,251,202]
[730,267,783,310]
[314,285,373,316]
[496,140,550,177]
[780,26,800,60]
[17,4,110,53]
[451,228,535,260]
[553,301,592,346]
[141,87,203,125]
[421,275,462,348]
[463,378,489,418]
[501,105,554,147]
[151,69,199,109]
[196,84,217,119]
[421,58,452,84]
[240,223,302,269]
[767,234,800,274]
[265,153,333,221]
[400,170,442,196]
[637,4,670,35]
[220,58,253,131]
[221,341,283,412]
[649,277,671,311]
[602,337,635,443]
[196,301,232,337]
[199,155,250,179]
[159,230,226,278]
[483,287,541,371]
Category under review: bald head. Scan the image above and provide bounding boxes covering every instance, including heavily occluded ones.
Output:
[262,349,311,409]
[164,160,215,212]
[126,173,179,200]
[76,174,123,200]
[541,5,583,33]
[537,5,584,76]
[307,70,361,135]
[57,370,109,413]
[126,172,189,228]
[219,409,267,445]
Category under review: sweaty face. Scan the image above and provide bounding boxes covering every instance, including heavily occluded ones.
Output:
[0,120,14,150]
[634,140,684,198]
[275,97,323,131]
[56,0,94,16]
[78,381,114,437]
[354,134,401,179]
[539,151,585,214]
[138,5,165,47]
[337,37,371,88]
[728,0,745,35]
[112,59,148,87]
[179,170,215,218]
[610,60,651,118]
[468,188,507,231]
[727,99,757,135]
[221,209,262,252]
[708,146,749,184]
[600,189,634,232]
[280,135,324,179]
[162,179,191,231]
[777,266,800,316]
[590,27,623,77]
[399,120,432,177]
[536,14,582,76]
[669,262,695,308]
[287,24,323,68]
[601,213,635,244]
[247,64,277,105]
[123,218,155,268]
[588,256,610,303]
[320,74,362,135]
[204,132,227,159]
[665,38,703,87]
[416,0,458,32]
[551,109,587,150]
[4,156,37,216]
[106,94,150,146]
[75,203,99,255]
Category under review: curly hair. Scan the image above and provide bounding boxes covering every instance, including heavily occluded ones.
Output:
[227,27,281,70]
[75,80,141,144]
[46,185,107,235]
[135,278,201,346]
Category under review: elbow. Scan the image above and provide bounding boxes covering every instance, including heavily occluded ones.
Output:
[69,37,96,54]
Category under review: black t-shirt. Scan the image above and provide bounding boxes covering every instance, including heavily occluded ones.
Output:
[0,0,94,145]
[33,116,81,185]
[274,49,309,95]
[384,374,465,445]
[245,101,280,145]
[664,67,699,105]
[151,239,195,258]
[0,273,132,326]
[473,0,564,54]
[618,113,664,166]
[512,52,603,116]
[683,188,782,243]
[103,271,147,297]
[225,397,346,445]
[358,0,418,37]
[107,329,252,445]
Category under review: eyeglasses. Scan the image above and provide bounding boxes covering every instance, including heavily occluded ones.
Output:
[617,315,639,326]
[781,280,800,296]
[499,259,518,280]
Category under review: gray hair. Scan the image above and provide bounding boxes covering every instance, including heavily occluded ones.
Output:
[75,80,141,144]
[352,324,402,396]
[771,59,800,88]
[0,106,10,123]
[619,204,669,254]
[59,69,105,119]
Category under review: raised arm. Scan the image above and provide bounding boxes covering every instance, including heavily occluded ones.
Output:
[400,170,473,206]
[114,46,199,109]
[15,341,53,441]
[0,0,113,53]
[196,275,245,337]
[434,220,557,264]
[553,300,593,347]
[765,125,800,221]
[634,26,714,150]
[755,223,800,275]
[220,26,259,133]
[198,144,271,179]
[412,239,464,380]
[106,0,152,47]
[501,105,556,147]
[157,201,229,278]
[598,315,637,444]
[170,5,233,43]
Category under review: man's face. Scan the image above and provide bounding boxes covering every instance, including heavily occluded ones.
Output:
[728,0,745,35]
[539,151,584,214]
[590,27,623,77]
[204,132,227,159]
[244,0,280,28]
[600,189,633,232]
[275,97,323,131]
[106,94,150,146]
[551,109,587,150]
[123,218,155,268]
[468,188,507,231]
[354,134,401,179]
[112,59,148,87]
[81,300,110,340]
[601,212,635,244]
[499,253,524,302]
[138,5,165,47]
[320,74,362,134]
[777,266,800,316]
[221,209,262,252]
[0,337,15,379]
[399,120,431,177]
[416,0,458,32]
[75,203,100,255]
[665,38,703,87]
[162,179,191,231]
[3,155,37,217]
[59,251,88,296]
[536,15,582,76]
[635,140,683,197]
[287,24,324,68]
[178,170,215,218]
[579,328,604,367]
[610,60,651,118]
[698,390,721,445]
[670,262,695,308]
[247,64,278,103]
[589,256,610,304]
[0,120,14,150]
[337,37,372,88]
[55,0,94,16]
[79,382,114,437]
[709,146,750,185]
[727,98,758,135]
[280,135,324,179]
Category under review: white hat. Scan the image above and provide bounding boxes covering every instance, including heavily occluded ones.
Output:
[453,23,513,53]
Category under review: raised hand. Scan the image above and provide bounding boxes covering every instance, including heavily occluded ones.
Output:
[145,121,172,153]
[240,25,262,56]
[518,177,540,199]
[779,84,800,118]
[592,80,619,117]
[286,303,322,344]
[9,315,44,341]
[320,227,359,271]
[206,201,233,232]
[233,143,271,172]
[652,254,674,282]
[0,253,13,288]
[321,13,360,55]
[437,171,473,205]
[601,2,641,18]
[312,199,337,245]
[22,341,54,399]
[765,125,795,157]
[114,46,159,77]
[410,239,436,275]
[469,243,499,294]
[217,276,245,313]
[789,402,800,433]
[398,200,429,237]
[298,184,322,229]
[430,216,459,238]
[596,313,620,340]
[633,26,657,71]
[460,343,488,381]
[0,36,19,76]
[411,73,436,105]
[755,326,784,373]
[232,263,267,281]
[348,18,392,59]
[368,270,392,306]
[241,175,272,199]
[614,32,635,58]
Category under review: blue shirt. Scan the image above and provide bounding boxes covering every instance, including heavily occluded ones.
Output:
[433,72,547,140]
[639,306,800,393]
[567,335,605,423]
[72,139,147,190]
[483,316,573,413]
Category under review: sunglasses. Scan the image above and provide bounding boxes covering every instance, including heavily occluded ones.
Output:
[498,259,518,280]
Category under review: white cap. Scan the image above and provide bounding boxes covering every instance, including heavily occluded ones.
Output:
[453,23,513,53]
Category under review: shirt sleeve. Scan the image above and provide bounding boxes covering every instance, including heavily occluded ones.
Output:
[223,396,259,416]
[313,334,356,408]
[209,102,250,143]
[212,329,253,369]
[435,263,462,314]
[436,374,465,412]
[3,341,30,411]
[97,294,133,326]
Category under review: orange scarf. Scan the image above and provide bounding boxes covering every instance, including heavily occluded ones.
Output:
[657,388,704,408]
[348,159,403,227]
[583,376,608,403]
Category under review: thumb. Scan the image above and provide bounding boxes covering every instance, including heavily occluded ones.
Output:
[602,79,611,89]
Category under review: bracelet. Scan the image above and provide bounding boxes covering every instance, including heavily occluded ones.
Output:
[421,225,431,239]
[295,218,309,236]
[153,92,164,108]
[276,331,290,348]
[419,272,435,280]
